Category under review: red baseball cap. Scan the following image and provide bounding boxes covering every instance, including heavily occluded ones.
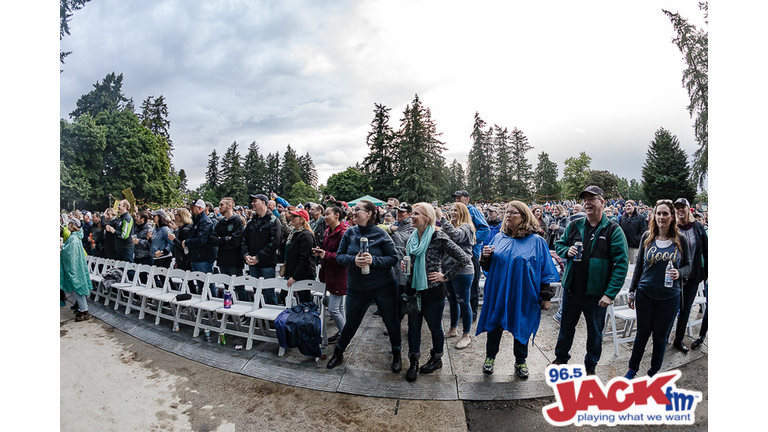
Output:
[288,209,310,222]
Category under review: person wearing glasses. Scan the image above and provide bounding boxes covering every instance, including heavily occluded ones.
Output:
[553,186,629,376]
[326,200,403,374]
[478,201,560,378]
[624,199,691,379]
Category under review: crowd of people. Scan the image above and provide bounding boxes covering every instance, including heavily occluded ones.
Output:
[60,186,708,382]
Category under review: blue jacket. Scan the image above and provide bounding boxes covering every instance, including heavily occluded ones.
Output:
[468,204,490,258]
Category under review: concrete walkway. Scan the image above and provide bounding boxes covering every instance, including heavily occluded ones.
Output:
[78,294,707,401]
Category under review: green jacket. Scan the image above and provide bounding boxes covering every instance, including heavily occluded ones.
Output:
[555,214,629,300]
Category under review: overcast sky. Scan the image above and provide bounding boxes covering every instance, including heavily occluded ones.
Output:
[59,0,709,192]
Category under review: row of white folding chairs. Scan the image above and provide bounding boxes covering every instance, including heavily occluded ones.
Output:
[85,257,327,354]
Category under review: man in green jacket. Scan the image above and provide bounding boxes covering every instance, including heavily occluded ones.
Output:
[553,186,629,375]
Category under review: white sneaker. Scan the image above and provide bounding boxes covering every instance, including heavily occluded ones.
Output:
[456,335,472,349]
[444,328,459,338]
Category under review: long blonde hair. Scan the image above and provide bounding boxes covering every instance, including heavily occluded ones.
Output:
[452,202,476,234]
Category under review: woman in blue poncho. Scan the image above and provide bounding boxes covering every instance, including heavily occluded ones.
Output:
[477,201,560,378]
[60,218,92,322]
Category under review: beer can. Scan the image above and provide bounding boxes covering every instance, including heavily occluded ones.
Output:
[223,291,233,309]
[219,333,226,345]
[574,241,583,261]
[403,256,411,276]
[204,329,211,342]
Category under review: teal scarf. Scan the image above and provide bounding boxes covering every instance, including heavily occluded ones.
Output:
[406,225,434,291]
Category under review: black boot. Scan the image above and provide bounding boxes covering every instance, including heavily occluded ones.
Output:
[406,353,420,382]
[419,349,443,374]
[392,348,402,373]
[327,346,344,369]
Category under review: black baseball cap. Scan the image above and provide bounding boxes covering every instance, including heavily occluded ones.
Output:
[397,202,412,213]
[674,198,690,208]
[452,190,470,198]
[579,185,604,199]
[249,193,269,203]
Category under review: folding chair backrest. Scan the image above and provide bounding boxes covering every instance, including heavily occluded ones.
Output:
[208,273,235,297]
[149,266,169,290]
[134,264,154,287]
[232,275,262,307]
[120,262,140,284]
[259,277,288,306]
[185,271,212,299]
[286,280,325,306]
[163,269,189,295]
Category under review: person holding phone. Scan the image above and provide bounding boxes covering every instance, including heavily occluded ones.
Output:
[314,206,348,343]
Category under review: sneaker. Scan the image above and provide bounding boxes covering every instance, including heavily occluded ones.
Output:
[75,311,91,322]
[515,362,529,379]
[444,328,459,338]
[624,369,637,380]
[482,357,495,375]
[456,335,472,349]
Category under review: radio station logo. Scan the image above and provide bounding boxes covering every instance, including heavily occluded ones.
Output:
[542,365,701,427]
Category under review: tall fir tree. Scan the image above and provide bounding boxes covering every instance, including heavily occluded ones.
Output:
[219,141,247,204]
[534,151,561,202]
[70,72,133,118]
[279,144,303,201]
[493,125,513,200]
[467,112,495,201]
[243,141,267,195]
[264,151,281,195]
[393,95,446,203]
[445,159,467,202]
[508,127,534,201]
[641,127,697,204]
[139,95,173,161]
[362,103,397,199]
[205,149,221,197]
[298,152,318,189]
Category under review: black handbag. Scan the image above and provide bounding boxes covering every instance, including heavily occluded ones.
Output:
[400,292,421,315]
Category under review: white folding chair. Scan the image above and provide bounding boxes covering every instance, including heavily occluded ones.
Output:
[113,264,154,313]
[217,275,261,347]
[245,278,288,351]
[137,269,188,324]
[89,258,108,300]
[285,280,328,348]
[187,273,235,338]
[102,261,131,306]
[606,304,637,357]
[169,271,210,330]
[686,281,707,338]
[135,266,169,319]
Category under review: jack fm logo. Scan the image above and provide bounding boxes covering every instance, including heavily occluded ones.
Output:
[542,365,702,427]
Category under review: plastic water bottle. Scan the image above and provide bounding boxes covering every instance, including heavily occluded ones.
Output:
[360,237,370,275]
[664,261,674,288]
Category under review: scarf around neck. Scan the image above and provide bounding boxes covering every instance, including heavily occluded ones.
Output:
[406,225,435,291]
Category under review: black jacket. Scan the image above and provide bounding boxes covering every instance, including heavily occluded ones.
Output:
[680,221,708,284]
[241,212,283,268]
[619,211,647,248]
[185,211,215,263]
[210,214,244,268]
[172,224,193,270]
[284,229,317,281]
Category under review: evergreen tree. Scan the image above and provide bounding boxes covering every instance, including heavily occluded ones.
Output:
[664,2,708,188]
[393,95,447,203]
[298,152,318,189]
[363,103,397,198]
[508,127,534,201]
[445,159,467,202]
[628,179,646,203]
[641,127,697,204]
[219,141,247,204]
[178,168,190,196]
[534,151,560,203]
[279,144,303,201]
[562,152,592,199]
[493,125,513,200]
[205,149,221,197]
[264,151,281,195]
[584,170,620,199]
[60,0,91,71]
[466,112,495,201]
[243,141,267,195]
[70,72,133,118]
[139,95,173,160]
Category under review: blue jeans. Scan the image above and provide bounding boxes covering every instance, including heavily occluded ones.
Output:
[407,296,445,355]
[628,290,680,375]
[554,289,608,370]
[248,265,278,305]
[338,287,402,352]
[446,274,474,334]
[115,248,134,263]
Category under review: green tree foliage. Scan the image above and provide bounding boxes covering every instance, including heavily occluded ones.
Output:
[205,149,221,194]
[393,95,447,203]
[445,159,467,202]
[290,181,319,206]
[323,166,370,202]
[641,127,697,204]
[584,170,620,198]
[493,125,513,200]
[60,0,91,71]
[628,179,646,203]
[279,144,303,201]
[466,112,495,201]
[664,2,708,188]
[243,141,267,195]
[178,168,190,197]
[534,151,560,202]
[219,141,247,205]
[70,72,133,118]
[139,95,173,160]
[264,152,281,194]
[562,152,592,198]
[363,103,398,198]
[298,152,318,189]
[508,127,534,201]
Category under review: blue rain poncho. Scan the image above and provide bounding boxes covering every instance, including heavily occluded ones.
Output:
[60,230,91,296]
[476,232,560,343]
